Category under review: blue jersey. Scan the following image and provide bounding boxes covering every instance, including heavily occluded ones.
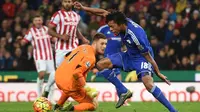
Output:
[119,18,154,58]
[107,18,154,77]
[97,25,122,56]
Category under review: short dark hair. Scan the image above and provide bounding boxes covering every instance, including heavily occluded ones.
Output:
[93,33,106,41]
[106,10,127,25]
[32,14,43,20]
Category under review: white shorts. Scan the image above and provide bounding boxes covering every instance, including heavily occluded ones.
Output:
[55,49,73,68]
[35,60,55,73]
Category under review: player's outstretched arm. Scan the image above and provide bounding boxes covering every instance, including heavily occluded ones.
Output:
[76,29,90,44]
[142,52,171,85]
[74,1,109,17]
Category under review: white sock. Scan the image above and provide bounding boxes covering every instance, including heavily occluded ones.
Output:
[48,85,55,104]
[44,71,55,92]
[37,77,44,97]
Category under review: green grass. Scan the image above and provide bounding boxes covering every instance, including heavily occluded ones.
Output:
[0,102,199,112]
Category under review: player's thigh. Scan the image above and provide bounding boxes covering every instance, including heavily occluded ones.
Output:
[55,50,72,68]
[35,60,47,73]
[107,52,126,70]
[70,88,93,103]
[46,60,55,74]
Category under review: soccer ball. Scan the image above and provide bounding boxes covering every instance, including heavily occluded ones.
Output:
[33,97,52,112]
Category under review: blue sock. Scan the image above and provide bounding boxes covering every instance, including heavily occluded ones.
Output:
[97,69,127,96]
[151,85,176,112]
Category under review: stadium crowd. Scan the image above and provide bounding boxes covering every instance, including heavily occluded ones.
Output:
[0,0,200,71]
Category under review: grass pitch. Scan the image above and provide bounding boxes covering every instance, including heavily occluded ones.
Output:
[0,102,199,112]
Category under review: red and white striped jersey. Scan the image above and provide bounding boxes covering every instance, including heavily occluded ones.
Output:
[23,26,53,60]
[49,10,80,51]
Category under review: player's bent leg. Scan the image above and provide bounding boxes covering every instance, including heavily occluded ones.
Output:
[141,73,177,112]
[68,88,97,111]
[96,58,113,71]
[53,91,69,111]
[97,69,128,97]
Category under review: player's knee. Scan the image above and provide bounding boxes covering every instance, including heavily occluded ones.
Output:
[97,58,112,71]
[144,82,154,91]
[38,71,46,79]
[96,61,105,71]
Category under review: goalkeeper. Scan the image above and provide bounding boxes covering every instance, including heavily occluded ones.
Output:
[54,33,107,111]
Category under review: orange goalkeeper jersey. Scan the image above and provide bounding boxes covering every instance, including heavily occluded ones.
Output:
[55,45,96,91]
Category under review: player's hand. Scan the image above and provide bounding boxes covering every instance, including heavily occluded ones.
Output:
[74,2,84,10]
[157,73,171,85]
[60,34,69,41]
[82,38,90,44]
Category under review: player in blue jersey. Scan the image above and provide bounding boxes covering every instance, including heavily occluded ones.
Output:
[74,2,177,112]
[96,25,131,106]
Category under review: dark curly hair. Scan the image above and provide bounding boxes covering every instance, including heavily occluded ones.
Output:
[106,10,127,25]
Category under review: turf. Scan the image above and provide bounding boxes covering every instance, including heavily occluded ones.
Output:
[0,102,199,112]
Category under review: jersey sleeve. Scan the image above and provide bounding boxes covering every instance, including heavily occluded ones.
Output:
[23,30,32,42]
[50,12,60,27]
[128,29,149,53]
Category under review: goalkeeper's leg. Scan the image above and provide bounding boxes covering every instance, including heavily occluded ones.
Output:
[63,88,97,111]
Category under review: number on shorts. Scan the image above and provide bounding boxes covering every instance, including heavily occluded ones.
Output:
[141,62,148,69]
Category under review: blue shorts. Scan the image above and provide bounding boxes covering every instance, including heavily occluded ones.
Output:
[107,52,153,79]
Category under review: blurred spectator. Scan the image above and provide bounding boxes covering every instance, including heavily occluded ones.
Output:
[181,2,192,18]
[150,36,161,57]
[176,56,193,70]
[0,19,10,37]
[177,39,190,61]
[165,22,174,44]
[155,19,166,43]
[180,18,190,37]
[149,1,163,20]
[187,10,200,35]
[126,5,139,23]
[189,54,196,70]
[192,0,200,11]
[0,52,4,70]
[168,6,177,21]
[174,15,182,29]
[139,19,151,38]
[149,16,157,36]
[2,0,16,18]
[161,0,173,11]
[170,28,183,51]
[26,45,35,70]
[5,31,14,51]
[188,32,199,54]
[133,0,149,12]
[155,49,172,70]
[176,0,187,14]
[167,48,177,69]
[91,0,100,8]
[13,48,26,70]
[4,51,14,70]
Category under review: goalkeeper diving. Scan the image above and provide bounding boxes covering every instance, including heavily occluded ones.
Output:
[54,33,107,111]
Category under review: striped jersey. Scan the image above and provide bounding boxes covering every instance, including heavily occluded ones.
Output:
[49,10,80,51]
[23,26,53,60]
